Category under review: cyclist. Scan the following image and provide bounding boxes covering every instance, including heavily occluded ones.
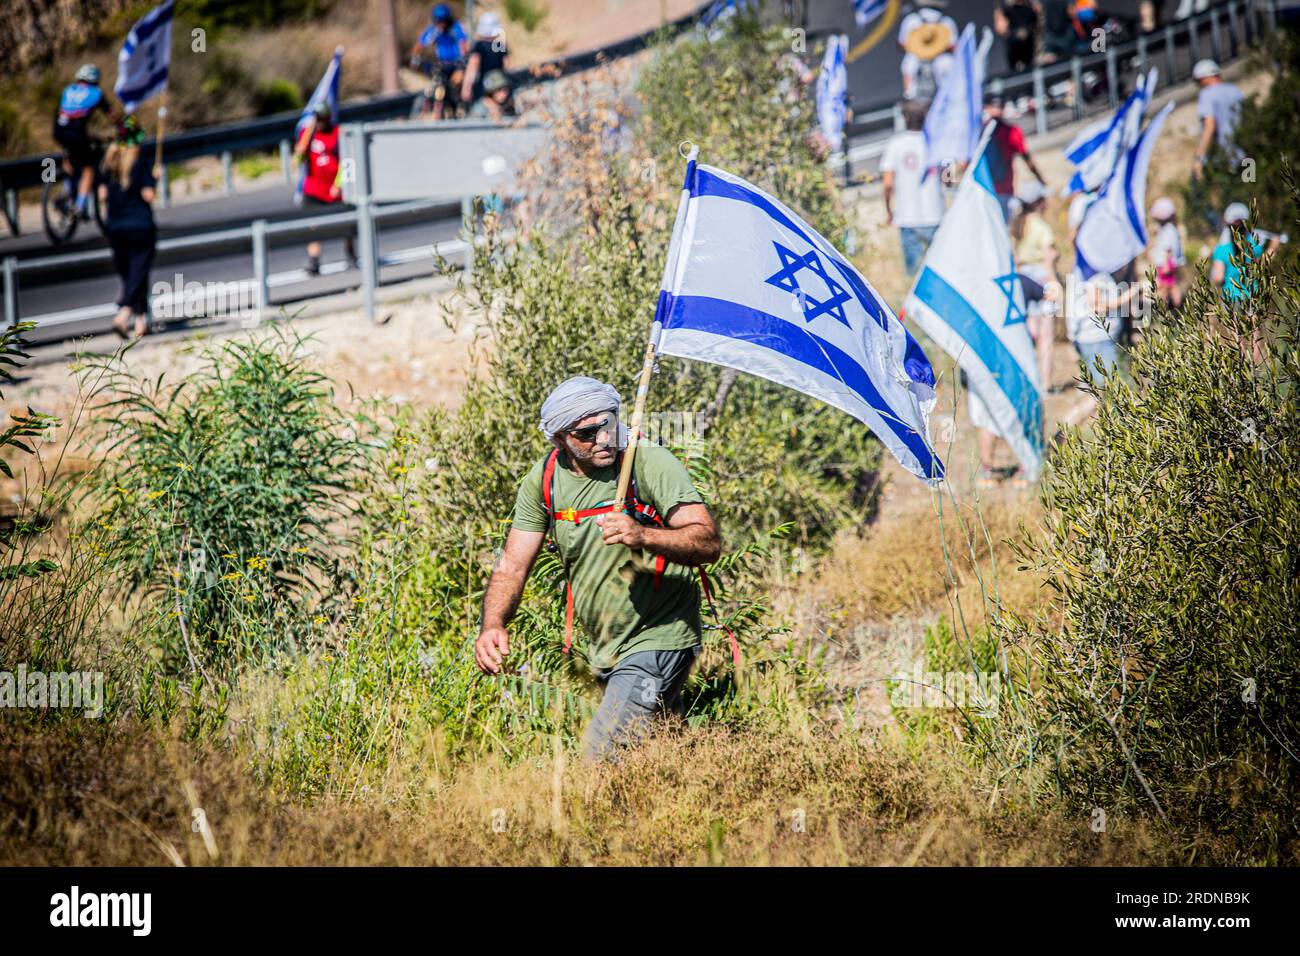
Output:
[410,4,468,119]
[53,63,117,219]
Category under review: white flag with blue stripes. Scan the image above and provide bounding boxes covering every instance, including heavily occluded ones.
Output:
[923,24,992,170]
[115,0,174,113]
[1074,101,1174,279]
[816,35,850,153]
[1062,70,1156,195]
[904,124,1043,479]
[854,0,888,28]
[652,161,944,483]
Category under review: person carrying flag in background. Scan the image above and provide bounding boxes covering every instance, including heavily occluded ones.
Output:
[292,49,355,276]
[293,100,355,276]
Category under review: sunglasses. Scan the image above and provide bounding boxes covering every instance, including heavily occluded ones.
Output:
[569,414,616,444]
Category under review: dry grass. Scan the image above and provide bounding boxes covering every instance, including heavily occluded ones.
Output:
[1,720,1178,866]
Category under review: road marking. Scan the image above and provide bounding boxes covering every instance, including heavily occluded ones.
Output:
[847,0,900,64]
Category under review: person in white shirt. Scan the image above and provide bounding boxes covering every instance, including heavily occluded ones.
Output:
[880,98,946,277]
[1191,59,1245,177]
[897,3,958,99]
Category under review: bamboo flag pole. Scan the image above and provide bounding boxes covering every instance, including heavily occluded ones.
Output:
[613,142,699,511]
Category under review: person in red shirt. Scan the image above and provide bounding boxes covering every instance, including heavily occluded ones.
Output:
[983,94,1046,222]
[293,101,357,275]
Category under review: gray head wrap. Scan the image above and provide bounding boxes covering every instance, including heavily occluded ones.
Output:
[539,376,629,447]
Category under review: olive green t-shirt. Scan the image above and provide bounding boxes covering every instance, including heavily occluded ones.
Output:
[512,443,704,671]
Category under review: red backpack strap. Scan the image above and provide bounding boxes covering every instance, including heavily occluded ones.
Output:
[541,448,559,520]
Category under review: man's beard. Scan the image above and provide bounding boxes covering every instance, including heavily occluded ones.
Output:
[564,437,616,466]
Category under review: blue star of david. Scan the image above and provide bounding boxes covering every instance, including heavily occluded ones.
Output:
[765,242,853,327]
[993,256,1026,327]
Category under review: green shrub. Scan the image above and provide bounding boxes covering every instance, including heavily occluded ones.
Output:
[1002,195,1300,860]
[505,0,548,33]
[0,103,33,158]
[84,328,375,671]
[253,76,304,116]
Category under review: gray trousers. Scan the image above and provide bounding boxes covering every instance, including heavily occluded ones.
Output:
[581,645,700,761]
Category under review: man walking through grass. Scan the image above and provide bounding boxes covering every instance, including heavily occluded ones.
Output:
[475,376,723,760]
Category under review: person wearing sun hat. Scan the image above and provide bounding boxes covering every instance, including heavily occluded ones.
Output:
[1146,197,1185,311]
[897,2,958,99]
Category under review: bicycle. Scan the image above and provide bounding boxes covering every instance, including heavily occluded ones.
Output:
[42,139,106,245]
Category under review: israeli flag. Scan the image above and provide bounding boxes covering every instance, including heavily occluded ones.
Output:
[297,48,343,139]
[1063,70,1156,195]
[114,0,174,114]
[854,0,888,28]
[1074,101,1174,279]
[904,124,1043,480]
[653,159,944,483]
[816,35,850,153]
[923,24,993,170]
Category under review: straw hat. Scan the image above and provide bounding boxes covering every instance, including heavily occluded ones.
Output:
[903,22,954,61]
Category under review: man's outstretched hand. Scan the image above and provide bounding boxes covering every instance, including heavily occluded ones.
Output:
[475,626,510,674]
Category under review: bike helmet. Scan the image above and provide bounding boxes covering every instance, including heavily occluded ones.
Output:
[313,100,333,120]
[75,63,101,85]
[432,3,452,21]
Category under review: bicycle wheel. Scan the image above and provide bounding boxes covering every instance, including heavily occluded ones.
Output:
[42,177,79,245]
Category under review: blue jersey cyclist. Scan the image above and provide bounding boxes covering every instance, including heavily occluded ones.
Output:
[53,63,119,218]
[410,5,469,118]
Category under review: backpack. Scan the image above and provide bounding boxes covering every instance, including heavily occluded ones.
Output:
[538,443,739,665]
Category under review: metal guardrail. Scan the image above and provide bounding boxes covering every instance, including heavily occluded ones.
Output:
[2,198,457,331]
